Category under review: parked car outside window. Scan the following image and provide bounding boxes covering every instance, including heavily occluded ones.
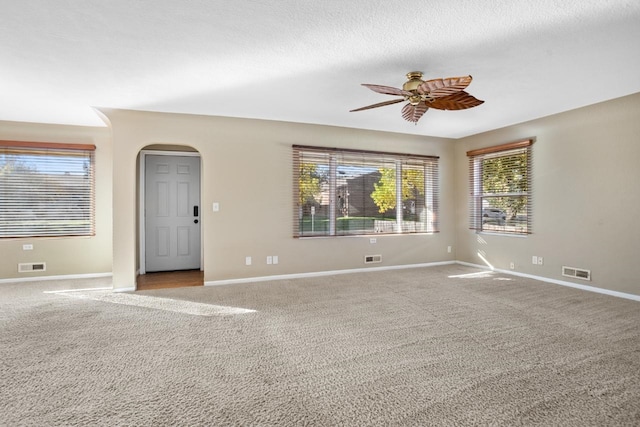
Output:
[482,208,506,225]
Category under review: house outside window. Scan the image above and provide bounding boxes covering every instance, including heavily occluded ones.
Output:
[293,145,439,237]
[467,139,533,235]
[0,141,96,238]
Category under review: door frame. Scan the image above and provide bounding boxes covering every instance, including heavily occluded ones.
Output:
[138,149,203,275]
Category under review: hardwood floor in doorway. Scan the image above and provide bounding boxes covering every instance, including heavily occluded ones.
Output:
[137,270,204,291]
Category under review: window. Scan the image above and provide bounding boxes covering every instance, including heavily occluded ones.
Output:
[0,141,96,238]
[293,145,439,237]
[467,139,533,234]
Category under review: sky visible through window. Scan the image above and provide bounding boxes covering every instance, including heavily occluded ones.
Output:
[1,154,89,175]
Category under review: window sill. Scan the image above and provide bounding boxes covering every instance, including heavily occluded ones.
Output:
[476,231,528,238]
[296,232,438,240]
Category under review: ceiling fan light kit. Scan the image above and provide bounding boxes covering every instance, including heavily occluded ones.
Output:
[351,71,484,124]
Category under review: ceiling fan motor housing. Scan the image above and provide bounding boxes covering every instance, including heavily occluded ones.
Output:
[402,71,424,92]
[403,72,428,105]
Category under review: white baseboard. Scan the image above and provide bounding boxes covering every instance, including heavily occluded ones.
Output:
[205,261,456,287]
[0,272,112,285]
[207,260,639,302]
[113,286,136,293]
[9,262,634,303]
[456,261,640,302]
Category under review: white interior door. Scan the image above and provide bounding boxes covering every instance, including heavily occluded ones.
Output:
[145,154,201,272]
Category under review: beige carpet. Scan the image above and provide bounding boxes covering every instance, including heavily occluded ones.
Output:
[1,264,639,426]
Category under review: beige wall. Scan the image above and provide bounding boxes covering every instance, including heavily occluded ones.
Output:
[0,121,113,280]
[101,109,456,290]
[454,93,640,295]
[3,93,638,297]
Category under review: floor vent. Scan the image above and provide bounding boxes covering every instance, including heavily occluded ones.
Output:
[562,266,590,281]
[18,262,46,273]
[364,255,382,264]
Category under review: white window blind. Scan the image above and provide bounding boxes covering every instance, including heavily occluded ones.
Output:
[467,140,533,235]
[293,145,439,237]
[0,141,96,238]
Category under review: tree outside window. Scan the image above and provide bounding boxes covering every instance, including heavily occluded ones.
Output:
[468,140,533,234]
[294,146,438,237]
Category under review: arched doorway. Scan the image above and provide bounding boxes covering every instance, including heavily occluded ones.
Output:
[137,145,203,290]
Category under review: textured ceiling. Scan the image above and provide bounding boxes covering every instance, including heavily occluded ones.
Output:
[2,0,640,138]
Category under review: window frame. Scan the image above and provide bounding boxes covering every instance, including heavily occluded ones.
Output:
[0,140,96,239]
[293,145,439,238]
[467,139,533,235]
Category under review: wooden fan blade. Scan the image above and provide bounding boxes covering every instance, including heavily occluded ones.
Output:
[429,91,484,110]
[350,98,404,112]
[428,92,483,110]
[401,102,429,123]
[417,75,472,98]
[362,84,413,97]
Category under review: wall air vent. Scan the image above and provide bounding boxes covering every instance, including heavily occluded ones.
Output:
[364,255,382,264]
[562,266,591,281]
[18,262,46,273]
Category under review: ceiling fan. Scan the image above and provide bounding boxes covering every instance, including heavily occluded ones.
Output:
[350,71,484,123]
